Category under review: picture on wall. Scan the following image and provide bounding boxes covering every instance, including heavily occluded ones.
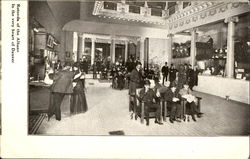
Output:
[172,41,191,58]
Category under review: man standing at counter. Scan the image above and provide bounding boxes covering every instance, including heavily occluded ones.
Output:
[48,64,74,121]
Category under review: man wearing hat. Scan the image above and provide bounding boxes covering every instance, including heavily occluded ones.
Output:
[153,77,162,103]
[129,62,143,96]
[48,64,74,121]
[164,82,182,123]
[138,80,163,126]
[161,62,169,85]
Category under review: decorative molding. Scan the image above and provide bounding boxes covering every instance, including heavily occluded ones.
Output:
[81,33,139,45]
[224,16,239,23]
[93,1,167,25]
[168,2,249,33]
[77,32,83,37]
[93,1,249,31]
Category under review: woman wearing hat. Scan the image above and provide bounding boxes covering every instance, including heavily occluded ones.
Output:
[70,65,88,115]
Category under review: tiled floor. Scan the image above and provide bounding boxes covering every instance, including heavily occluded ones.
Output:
[34,79,250,136]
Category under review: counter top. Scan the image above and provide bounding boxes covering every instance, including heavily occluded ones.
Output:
[194,75,250,104]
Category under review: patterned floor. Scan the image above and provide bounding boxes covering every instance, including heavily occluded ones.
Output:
[31,79,250,136]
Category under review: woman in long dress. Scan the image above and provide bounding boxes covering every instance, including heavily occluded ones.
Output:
[70,66,88,114]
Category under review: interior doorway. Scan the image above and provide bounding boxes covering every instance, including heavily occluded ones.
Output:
[115,44,125,63]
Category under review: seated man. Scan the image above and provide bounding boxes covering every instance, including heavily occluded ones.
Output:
[138,80,163,126]
[158,81,171,95]
[153,77,162,103]
[158,81,171,114]
[179,83,203,121]
[164,83,182,123]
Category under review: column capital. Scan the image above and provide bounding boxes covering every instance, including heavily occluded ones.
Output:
[224,16,239,23]
[77,32,83,37]
[167,33,174,38]
[91,37,96,42]
[189,28,198,33]
[140,36,146,41]
[110,36,116,41]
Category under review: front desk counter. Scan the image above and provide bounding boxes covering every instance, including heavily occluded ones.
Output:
[194,75,250,105]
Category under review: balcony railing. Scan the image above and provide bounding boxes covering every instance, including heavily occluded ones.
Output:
[103,2,117,10]
[100,2,192,19]
[151,8,162,17]
[129,5,141,14]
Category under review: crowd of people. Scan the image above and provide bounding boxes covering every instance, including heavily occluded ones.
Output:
[45,55,203,124]
[129,62,203,126]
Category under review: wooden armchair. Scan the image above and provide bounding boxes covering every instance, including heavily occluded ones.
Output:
[181,96,202,121]
[129,89,163,124]
[160,100,171,122]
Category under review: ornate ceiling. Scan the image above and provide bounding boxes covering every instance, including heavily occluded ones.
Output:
[93,1,250,33]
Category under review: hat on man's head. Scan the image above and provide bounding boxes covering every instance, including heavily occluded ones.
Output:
[170,82,177,88]
[144,80,151,85]
[154,77,159,82]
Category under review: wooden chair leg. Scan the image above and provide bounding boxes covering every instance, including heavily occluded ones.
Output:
[198,99,201,112]
[129,96,132,112]
[159,102,163,123]
[181,100,184,119]
[183,101,186,121]
[163,101,166,122]
[141,102,144,124]
[134,96,137,120]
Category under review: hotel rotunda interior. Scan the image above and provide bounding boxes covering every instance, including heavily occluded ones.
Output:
[28,1,250,136]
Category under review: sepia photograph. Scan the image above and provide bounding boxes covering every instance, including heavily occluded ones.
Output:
[28,0,250,136]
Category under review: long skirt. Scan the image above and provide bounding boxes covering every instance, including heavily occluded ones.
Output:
[70,88,88,114]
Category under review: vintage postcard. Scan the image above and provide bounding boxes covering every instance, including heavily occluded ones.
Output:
[1,0,249,158]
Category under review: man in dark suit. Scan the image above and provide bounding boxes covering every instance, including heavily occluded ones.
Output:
[138,80,163,126]
[164,83,182,123]
[129,62,143,96]
[48,64,74,121]
[161,62,169,85]
[186,64,195,90]
[81,58,88,74]
[169,63,177,84]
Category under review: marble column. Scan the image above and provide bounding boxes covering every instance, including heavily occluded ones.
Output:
[140,37,145,68]
[165,1,168,10]
[110,38,116,63]
[91,38,96,65]
[77,33,83,62]
[124,40,128,62]
[190,28,198,68]
[81,36,85,59]
[224,16,239,78]
[167,33,174,64]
